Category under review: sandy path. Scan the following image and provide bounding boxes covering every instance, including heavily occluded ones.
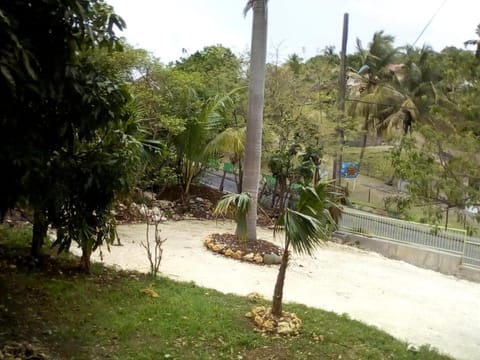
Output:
[74,220,480,360]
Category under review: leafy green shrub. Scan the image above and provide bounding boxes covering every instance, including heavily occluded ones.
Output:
[0,225,32,247]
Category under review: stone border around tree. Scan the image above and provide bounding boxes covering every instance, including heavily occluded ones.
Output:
[203,234,282,265]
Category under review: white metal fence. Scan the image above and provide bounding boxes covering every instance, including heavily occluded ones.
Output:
[338,207,480,268]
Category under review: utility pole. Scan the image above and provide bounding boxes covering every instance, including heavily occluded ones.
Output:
[333,13,348,187]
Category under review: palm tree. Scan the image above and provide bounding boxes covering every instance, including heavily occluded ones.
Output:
[214,182,340,319]
[348,31,398,169]
[174,91,239,196]
[243,0,268,241]
[464,23,480,59]
[204,127,246,192]
[373,46,443,185]
[376,46,438,136]
[271,182,338,317]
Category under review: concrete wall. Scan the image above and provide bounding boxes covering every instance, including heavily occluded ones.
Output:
[333,231,480,283]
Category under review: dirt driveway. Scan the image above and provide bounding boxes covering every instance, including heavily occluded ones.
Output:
[76,220,480,360]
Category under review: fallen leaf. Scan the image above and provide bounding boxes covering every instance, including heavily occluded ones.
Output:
[140,288,159,298]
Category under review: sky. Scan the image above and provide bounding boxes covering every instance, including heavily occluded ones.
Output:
[106,0,480,64]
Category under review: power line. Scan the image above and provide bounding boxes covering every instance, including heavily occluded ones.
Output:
[412,0,448,47]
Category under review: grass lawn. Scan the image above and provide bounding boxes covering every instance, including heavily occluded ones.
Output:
[0,226,452,360]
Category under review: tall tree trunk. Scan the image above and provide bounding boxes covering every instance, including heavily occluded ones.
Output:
[445,206,450,230]
[243,0,268,241]
[271,181,278,208]
[358,112,369,172]
[271,246,289,317]
[80,243,92,273]
[219,170,226,191]
[31,209,48,258]
[237,162,243,193]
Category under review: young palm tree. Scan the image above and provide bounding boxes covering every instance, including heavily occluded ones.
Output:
[214,182,339,318]
[243,0,268,241]
[174,91,238,196]
[271,182,338,317]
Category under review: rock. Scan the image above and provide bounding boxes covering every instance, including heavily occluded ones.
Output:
[248,305,302,335]
[195,197,205,203]
[143,191,156,201]
[138,205,148,217]
[263,253,281,265]
[212,244,225,252]
[204,235,213,243]
[263,318,275,331]
[151,206,162,216]
[243,253,255,261]
[158,200,174,208]
[253,253,263,263]
[254,314,264,326]
[233,250,243,259]
[247,292,265,301]
[224,248,234,257]
[277,321,292,334]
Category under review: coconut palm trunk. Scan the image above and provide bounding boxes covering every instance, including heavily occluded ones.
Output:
[243,0,268,241]
[271,244,289,317]
[271,183,340,319]
[31,208,48,258]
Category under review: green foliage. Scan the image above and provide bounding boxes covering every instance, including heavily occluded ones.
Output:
[0,225,32,248]
[175,45,245,97]
[0,1,144,268]
[126,46,246,195]
[50,112,143,258]
[390,126,480,225]
[204,127,246,164]
[0,0,125,216]
[174,90,242,194]
[383,195,412,216]
[214,192,251,242]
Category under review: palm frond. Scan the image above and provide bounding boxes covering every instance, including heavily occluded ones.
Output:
[244,0,269,17]
[274,182,339,255]
[275,209,326,256]
[175,87,245,164]
[214,192,251,241]
[204,127,246,161]
[243,0,254,16]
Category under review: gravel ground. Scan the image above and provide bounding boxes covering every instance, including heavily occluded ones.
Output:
[72,220,480,360]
